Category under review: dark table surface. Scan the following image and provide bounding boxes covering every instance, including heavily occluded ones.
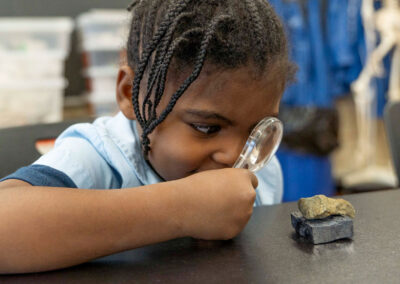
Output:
[3,189,400,283]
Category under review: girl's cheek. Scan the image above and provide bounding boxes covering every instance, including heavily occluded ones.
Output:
[150,126,213,179]
[171,147,203,170]
[172,144,210,175]
[148,143,201,180]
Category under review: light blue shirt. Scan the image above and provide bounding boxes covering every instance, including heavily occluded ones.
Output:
[34,112,283,206]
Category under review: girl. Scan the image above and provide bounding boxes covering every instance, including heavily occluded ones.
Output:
[0,0,295,274]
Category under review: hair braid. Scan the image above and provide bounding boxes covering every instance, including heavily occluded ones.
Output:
[127,0,141,12]
[140,28,202,155]
[143,12,195,123]
[146,12,194,89]
[142,15,232,154]
[131,0,193,130]
[143,0,167,93]
[243,0,266,65]
[257,0,286,58]
[152,28,202,117]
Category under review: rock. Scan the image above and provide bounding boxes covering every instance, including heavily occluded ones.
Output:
[291,211,353,244]
[298,195,355,220]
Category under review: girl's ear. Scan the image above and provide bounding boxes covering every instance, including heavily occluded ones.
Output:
[116,65,136,120]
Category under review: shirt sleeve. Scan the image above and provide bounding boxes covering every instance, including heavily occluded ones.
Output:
[255,156,284,206]
[0,164,77,188]
[32,137,122,189]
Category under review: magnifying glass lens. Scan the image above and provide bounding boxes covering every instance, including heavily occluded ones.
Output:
[233,117,283,172]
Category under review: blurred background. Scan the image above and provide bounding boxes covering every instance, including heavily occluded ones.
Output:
[0,0,130,121]
[0,0,399,201]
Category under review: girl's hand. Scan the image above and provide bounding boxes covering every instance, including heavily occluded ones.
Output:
[174,168,258,240]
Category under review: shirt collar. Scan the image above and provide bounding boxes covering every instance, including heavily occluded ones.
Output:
[129,119,164,185]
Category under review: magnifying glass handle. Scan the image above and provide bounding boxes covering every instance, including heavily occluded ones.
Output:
[233,140,256,170]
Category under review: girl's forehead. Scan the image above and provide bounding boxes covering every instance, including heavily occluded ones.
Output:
[182,65,283,101]
[152,63,284,121]
[173,68,282,116]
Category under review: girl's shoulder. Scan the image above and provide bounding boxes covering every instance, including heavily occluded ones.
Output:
[34,113,161,189]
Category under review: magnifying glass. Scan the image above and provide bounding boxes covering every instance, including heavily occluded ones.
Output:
[233,117,283,172]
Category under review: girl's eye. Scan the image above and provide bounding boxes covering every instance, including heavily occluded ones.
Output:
[191,124,221,135]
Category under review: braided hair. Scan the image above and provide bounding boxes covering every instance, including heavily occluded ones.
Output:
[127,0,296,155]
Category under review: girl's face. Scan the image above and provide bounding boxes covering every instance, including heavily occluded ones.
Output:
[136,65,284,181]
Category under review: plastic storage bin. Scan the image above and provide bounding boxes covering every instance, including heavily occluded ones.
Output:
[90,76,117,93]
[0,18,74,57]
[86,66,118,93]
[0,53,65,80]
[0,17,73,128]
[77,10,130,52]
[77,10,129,117]
[86,50,121,69]
[88,92,119,117]
[85,66,118,116]
[0,79,67,128]
[0,18,73,81]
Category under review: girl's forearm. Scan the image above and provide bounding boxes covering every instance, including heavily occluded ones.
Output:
[0,182,184,274]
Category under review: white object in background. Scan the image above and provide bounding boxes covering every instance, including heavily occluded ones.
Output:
[77,9,130,52]
[86,66,119,93]
[0,17,74,80]
[77,10,129,117]
[0,53,65,80]
[85,66,119,117]
[344,0,400,189]
[88,91,119,117]
[86,50,122,69]
[0,79,67,128]
[0,17,73,128]
[0,17,74,57]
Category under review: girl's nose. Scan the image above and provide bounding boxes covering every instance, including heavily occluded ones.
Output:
[211,136,246,168]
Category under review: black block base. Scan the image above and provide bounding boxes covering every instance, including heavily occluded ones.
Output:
[291,211,353,244]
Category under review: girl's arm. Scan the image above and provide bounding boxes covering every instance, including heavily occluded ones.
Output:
[0,179,184,274]
[0,168,257,274]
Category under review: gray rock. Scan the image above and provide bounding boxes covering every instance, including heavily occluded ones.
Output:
[291,211,353,244]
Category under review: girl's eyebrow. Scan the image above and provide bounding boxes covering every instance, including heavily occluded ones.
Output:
[184,109,234,125]
[185,109,280,131]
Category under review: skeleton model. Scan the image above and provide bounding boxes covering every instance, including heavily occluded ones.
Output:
[343,0,399,188]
